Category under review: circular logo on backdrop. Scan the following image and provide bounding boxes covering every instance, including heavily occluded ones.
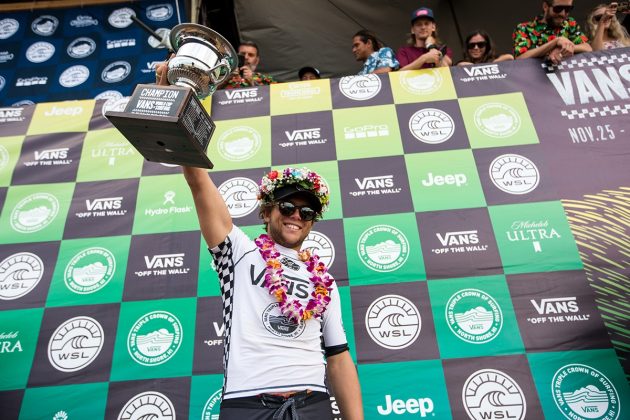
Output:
[489,154,540,195]
[0,144,9,170]
[202,389,222,420]
[446,288,502,344]
[399,69,443,94]
[474,103,521,138]
[47,316,104,372]
[262,302,306,338]
[108,7,135,28]
[0,252,44,300]
[64,247,116,294]
[25,41,55,63]
[31,15,59,36]
[118,391,175,420]
[463,369,526,420]
[357,225,409,272]
[409,108,455,144]
[95,90,123,102]
[10,192,59,233]
[12,99,34,107]
[67,37,96,58]
[127,310,182,366]
[339,74,381,100]
[101,61,131,83]
[0,76,6,92]
[365,294,420,349]
[101,96,130,118]
[217,126,261,161]
[0,18,19,39]
[59,65,90,88]
[147,28,171,48]
[147,4,174,21]
[218,177,259,218]
[302,231,335,269]
[552,364,620,420]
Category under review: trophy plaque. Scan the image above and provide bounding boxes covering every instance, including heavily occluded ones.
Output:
[105,23,237,168]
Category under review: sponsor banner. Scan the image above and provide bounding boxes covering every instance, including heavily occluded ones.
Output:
[208,116,271,170]
[28,100,94,135]
[190,375,223,420]
[13,133,83,185]
[389,67,457,103]
[0,136,25,186]
[104,377,190,419]
[270,79,332,115]
[76,128,143,182]
[507,270,611,352]
[27,304,118,386]
[443,355,545,420]
[351,282,438,363]
[331,73,394,109]
[192,297,224,375]
[20,382,109,419]
[211,85,270,120]
[0,308,44,390]
[0,105,35,136]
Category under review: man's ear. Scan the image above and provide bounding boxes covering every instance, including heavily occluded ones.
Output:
[262,207,271,223]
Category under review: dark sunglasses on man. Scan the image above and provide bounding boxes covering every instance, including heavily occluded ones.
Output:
[277,201,317,221]
[552,5,574,14]
[467,41,487,49]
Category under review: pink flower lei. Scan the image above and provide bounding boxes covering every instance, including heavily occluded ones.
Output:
[254,233,333,323]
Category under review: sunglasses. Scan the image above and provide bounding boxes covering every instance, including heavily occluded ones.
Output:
[467,41,487,49]
[551,5,574,14]
[592,14,604,22]
[277,201,317,221]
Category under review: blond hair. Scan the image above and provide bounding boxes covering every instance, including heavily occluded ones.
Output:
[587,4,630,47]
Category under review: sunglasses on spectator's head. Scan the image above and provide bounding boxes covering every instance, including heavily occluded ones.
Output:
[277,201,317,221]
[467,41,487,49]
[552,5,574,14]
[592,14,604,22]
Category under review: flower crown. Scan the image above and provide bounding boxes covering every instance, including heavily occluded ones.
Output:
[258,167,330,215]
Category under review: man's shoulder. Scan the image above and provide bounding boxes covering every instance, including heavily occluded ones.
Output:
[514,16,542,31]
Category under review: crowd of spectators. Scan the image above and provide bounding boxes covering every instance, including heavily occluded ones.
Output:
[220,0,630,88]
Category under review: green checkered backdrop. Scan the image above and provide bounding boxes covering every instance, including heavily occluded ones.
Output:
[1,48,629,419]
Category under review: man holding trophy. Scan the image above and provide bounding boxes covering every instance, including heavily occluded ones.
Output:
[114,22,363,420]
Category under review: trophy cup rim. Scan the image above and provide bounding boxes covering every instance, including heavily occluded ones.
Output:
[170,23,237,66]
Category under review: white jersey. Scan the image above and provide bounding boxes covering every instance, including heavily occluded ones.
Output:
[210,225,348,399]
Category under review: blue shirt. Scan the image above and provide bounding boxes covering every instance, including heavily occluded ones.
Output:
[359,47,400,75]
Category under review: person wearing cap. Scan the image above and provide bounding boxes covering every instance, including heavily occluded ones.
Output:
[513,0,591,64]
[352,29,400,75]
[396,7,453,70]
[298,66,321,80]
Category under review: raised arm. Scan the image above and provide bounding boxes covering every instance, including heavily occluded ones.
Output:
[155,62,233,248]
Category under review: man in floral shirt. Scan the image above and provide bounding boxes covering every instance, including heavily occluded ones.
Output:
[352,29,399,75]
[513,0,591,64]
[223,41,278,89]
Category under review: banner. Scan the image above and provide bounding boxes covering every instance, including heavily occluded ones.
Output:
[0,0,185,107]
[0,49,629,419]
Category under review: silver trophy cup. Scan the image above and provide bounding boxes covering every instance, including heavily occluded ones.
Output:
[106,23,237,168]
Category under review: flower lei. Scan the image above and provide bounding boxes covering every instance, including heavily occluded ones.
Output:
[258,167,330,219]
[254,233,333,323]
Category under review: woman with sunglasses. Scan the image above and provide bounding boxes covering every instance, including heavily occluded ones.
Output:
[587,3,630,51]
[457,30,514,66]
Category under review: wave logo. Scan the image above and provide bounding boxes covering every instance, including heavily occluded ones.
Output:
[47,316,104,372]
[463,369,526,420]
[552,364,620,420]
[339,74,381,100]
[446,288,502,344]
[31,15,58,36]
[489,154,540,195]
[302,231,335,269]
[217,126,261,162]
[262,302,306,338]
[127,310,182,366]
[409,108,455,144]
[218,177,259,218]
[202,388,222,420]
[399,69,443,94]
[357,224,409,272]
[0,252,44,300]
[64,247,116,294]
[10,192,59,233]
[365,294,420,349]
[118,391,175,420]
[474,103,521,138]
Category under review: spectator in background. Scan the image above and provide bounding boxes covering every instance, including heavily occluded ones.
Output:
[223,41,277,89]
[352,29,399,75]
[513,0,591,64]
[457,30,514,66]
[587,3,630,50]
[396,7,452,70]
[298,66,321,80]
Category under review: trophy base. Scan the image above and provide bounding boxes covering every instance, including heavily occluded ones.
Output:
[105,84,215,169]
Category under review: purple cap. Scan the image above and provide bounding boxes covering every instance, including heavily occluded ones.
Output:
[411,7,435,23]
